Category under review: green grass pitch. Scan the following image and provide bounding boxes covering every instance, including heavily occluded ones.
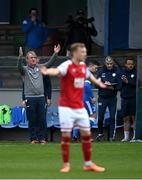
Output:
[0,142,142,179]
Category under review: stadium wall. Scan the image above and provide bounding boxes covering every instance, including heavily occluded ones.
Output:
[88,0,142,49]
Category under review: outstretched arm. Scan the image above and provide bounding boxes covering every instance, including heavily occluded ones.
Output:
[17,47,25,75]
[40,66,61,76]
[89,73,106,89]
[41,59,70,77]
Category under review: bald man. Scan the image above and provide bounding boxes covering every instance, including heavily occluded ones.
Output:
[96,56,121,142]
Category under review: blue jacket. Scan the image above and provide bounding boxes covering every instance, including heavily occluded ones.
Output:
[22,17,48,48]
[11,106,27,125]
[97,65,121,98]
[83,80,94,104]
[121,68,136,99]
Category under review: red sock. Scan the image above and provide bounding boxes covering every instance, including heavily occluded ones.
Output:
[82,135,92,162]
[61,136,70,163]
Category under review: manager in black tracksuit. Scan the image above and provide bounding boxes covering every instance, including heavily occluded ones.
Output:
[96,56,121,141]
[121,57,137,142]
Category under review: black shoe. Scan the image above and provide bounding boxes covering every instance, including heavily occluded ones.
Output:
[96,134,104,141]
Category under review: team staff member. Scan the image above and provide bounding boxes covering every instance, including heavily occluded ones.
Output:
[22,8,48,56]
[40,43,106,173]
[121,57,137,142]
[18,45,60,144]
[96,56,121,142]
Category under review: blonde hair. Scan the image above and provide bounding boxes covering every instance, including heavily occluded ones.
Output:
[70,43,86,54]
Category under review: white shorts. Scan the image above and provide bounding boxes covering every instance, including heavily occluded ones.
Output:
[59,106,90,132]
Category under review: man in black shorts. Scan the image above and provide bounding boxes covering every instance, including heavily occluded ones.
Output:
[121,57,137,142]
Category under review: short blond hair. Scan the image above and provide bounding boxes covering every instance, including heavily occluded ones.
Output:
[70,43,86,54]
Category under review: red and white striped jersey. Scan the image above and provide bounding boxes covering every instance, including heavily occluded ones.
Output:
[57,60,91,109]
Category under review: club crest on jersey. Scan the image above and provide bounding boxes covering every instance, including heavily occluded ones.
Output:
[23,20,27,24]
[36,68,39,72]
[72,68,76,73]
[112,73,116,77]
[131,74,134,78]
[74,78,84,88]
[102,73,105,78]
[98,102,102,106]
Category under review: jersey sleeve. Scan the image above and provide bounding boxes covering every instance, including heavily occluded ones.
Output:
[57,60,71,76]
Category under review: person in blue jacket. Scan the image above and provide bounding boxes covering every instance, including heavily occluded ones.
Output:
[121,57,137,142]
[22,8,48,56]
[96,56,121,142]
[83,62,97,121]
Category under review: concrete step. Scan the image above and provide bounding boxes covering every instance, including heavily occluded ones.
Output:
[0,45,15,56]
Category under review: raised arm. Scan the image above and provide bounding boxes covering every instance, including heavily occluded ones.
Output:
[44,44,61,68]
[17,47,25,75]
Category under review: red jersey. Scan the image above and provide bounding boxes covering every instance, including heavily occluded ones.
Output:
[57,60,91,109]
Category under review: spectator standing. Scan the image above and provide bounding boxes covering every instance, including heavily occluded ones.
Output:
[18,45,60,144]
[121,57,137,142]
[96,56,121,142]
[22,8,48,56]
[65,10,97,55]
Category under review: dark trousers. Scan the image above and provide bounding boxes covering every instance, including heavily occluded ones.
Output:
[26,96,47,141]
[98,96,117,138]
